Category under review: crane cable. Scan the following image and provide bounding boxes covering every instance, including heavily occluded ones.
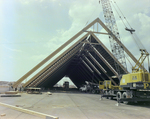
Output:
[125,54,133,68]
[110,0,149,72]
[131,34,141,50]
[134,33,145,49]
[112,0,132,29]
[111,0,146,50]
[110,1,127,28]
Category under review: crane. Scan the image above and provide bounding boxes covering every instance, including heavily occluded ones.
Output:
[100,0,127,75]
[99,0,150,104]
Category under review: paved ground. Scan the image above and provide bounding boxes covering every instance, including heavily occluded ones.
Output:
[1,92,150,119]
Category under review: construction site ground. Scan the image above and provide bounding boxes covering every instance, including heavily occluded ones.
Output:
[0,91,150,119]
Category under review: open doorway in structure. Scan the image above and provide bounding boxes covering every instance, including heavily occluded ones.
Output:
[53,77,77,90]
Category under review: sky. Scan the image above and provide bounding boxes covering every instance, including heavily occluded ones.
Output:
[0,0,150,83]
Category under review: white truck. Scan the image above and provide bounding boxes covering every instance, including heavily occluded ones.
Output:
[79,81,100,94]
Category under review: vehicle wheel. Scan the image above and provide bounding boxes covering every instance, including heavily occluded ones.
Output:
[109,96,113,100]
[92,90,96,94]
[97,90,100,94]
[105,90,109,99]
[122,92,127,98]
[117,92,122,102]
[105,90,108,95]
[108,90,113,100]
[122,92,129,104]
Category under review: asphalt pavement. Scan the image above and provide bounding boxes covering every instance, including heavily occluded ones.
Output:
[0,92,150,119]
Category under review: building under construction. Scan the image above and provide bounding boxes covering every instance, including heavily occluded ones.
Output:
[13,17,140,89]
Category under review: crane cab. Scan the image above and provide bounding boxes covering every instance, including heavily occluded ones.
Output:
[120,69,150,90]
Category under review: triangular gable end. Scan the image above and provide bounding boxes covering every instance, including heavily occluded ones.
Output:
[13,18,138,88]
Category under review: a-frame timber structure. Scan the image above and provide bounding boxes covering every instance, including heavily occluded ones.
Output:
[13,18,139,89]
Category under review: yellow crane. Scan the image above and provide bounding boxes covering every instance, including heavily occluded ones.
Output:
[100,49,150,103]
[99,0,150,103]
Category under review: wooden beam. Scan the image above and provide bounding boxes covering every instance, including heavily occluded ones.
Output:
[23,33,90,87]
[13,18,99,88]
[97,18,139,67]
[0,102,58,119]
[90,32,128,74]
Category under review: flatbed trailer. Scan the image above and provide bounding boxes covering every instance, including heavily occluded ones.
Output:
[25,87,41,94]
[99,80,150,103]
[100,93,150,102]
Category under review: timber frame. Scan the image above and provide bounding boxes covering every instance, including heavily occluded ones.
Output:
[13,18,138,88]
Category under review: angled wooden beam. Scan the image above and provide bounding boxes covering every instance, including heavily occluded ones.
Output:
[80,58,94,73]
[86,50,118,85]
[13,18,99,88]
[82,54,106,82]
[32,44,82,87]
[88,43,118,85]
[82,54,101,75]
[35,47,81,87]
[85,34,120,76]
[14,17,138,88]
[90,32,128,74]
[0,102,58,119]
[97,18,139,67]
[79,60,99,83]
[86,50,107,73]
[23,33,90,87]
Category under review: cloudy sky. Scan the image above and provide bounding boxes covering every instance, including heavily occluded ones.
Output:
[0,0,150,83]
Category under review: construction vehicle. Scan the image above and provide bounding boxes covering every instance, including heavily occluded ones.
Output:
[79,84,88,92]
[100,49,150,103]
[80,81,100,94]
[98,0,150,103]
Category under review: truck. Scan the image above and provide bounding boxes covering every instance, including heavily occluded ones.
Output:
[80,81,100,94]
[99,49,150,103]
[63,81,69,91]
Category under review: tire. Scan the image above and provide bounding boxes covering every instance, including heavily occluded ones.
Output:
[105,90,109,99]
[109,90,113,100]
[97,90,100,94]
[117,92,122,101]
[122,92,127,99]
[92,90,96,94]
[122,92,128,104]
[122,92,133,104]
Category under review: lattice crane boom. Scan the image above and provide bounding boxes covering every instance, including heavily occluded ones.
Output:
[100,0,127,74]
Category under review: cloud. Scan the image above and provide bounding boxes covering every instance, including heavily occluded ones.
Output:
[69,0,101,25]
[4,46,22,53]
[1,0,150,82]
[18,0,30,4]
[45,0,102,50]
[59,3,61,6]
[44,0,150,71]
